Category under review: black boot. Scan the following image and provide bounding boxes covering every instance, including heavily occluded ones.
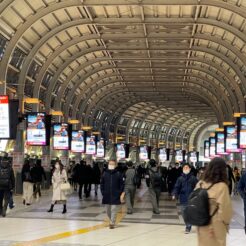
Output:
[62,204,67,214]
[47,204,54,213]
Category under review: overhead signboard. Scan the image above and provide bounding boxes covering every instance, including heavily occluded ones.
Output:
[209,137,216,157]
[139,145,148,161]
[71,130,84,153]
[0,95,10,139]
[239,116,246,149]
[53,123,69,150]
[175,149,183,162]
[204,140,209,158]
[159,148,167,162]
[96,138,105,157]
[116,143,125,159]
[26,113,46,146]
[225,125,240,153]
[190,151,197,163]
[86,135,96,155]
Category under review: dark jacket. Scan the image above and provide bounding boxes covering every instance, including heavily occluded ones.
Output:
[0,160,15,190]
[92,164,101,184]
[124,167,136,187]
[21,164,34,183]
[32,165,46,182]
[238,172,246,199]
[172,172,198,205]
[101,169,124,205]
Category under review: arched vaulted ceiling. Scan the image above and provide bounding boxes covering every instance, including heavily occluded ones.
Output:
[0,0,246,148]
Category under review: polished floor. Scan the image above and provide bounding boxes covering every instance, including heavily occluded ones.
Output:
[0,184,245,246]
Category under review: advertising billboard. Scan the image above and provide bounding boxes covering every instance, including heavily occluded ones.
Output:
[239,116,246,149]
[175,149,183,162]
[159,148,167,162]
[190,151,197,163]
[116,143,125,159]
[71,130,84,153]
[53,123,69,150]
[26,113,46,146]
[96,138,105,157]
[0,95,10,139]
[225,125,240,153]
[215,132,226,155]
[139,145,148,161]
[204,140,209,158]
[209,137,216,157]
[86,135,96,155]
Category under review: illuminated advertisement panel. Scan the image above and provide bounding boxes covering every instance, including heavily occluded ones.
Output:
[97,138,105,157]
[209,137,216,157]
[215,132,226,155]
[175,149,183,162]
[225,125,240,153]
[0,95,10,139]
[26,113,46,145]
[190,151,197,163]
[116,143,125,159]
[159,148,167,161]
[71,130,84,153]
[139,145,148,160]
[53,123,69,150]
[86,135,96,155]
[204,141,209,158]
[239,116,246,149]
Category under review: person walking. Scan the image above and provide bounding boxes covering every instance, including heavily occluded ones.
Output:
[32,160,46,200]
[146,159,162,214]
[47,161,68,214]
[0,158,15,217]
[21,159,34,205]
[77,160,87,200]
[226,163,235,195]
[92,162,101,196]
[101,159,125,229]
[172,163,198,233]
[238,170,246,234]
[124,161,137,214]
[197,157,232,245]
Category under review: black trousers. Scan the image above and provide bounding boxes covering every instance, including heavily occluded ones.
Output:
[0,190,11,214]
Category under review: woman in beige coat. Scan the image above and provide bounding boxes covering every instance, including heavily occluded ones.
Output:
[47,161,68,214]
[197,157,232,246]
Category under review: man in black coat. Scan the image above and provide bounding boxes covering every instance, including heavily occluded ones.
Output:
[32,160,46,199]
[101,159,125,229]
[0,158,15,217]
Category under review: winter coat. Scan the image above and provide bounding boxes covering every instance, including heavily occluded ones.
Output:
[32,165,46,183]
[0,160,15,191]
[92,165,101,184]
[21,164,34,183]
[197,181,232,246]
[238,172,246,200]
[172,172,198,205]
[51,169,68,202]
[100,169,124,205]
[124,168,136,187]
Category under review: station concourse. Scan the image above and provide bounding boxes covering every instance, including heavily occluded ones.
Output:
[0,0,246,245]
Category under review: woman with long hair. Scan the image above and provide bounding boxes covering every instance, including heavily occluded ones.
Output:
[47,161,68,214]
[197,157,232,246]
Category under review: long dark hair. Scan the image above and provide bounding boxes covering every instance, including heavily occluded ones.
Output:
[203,157,228,185]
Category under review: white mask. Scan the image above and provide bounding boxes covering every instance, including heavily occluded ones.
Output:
[108,164,115,170]
[55,164,60,169]
[183,170,190,175]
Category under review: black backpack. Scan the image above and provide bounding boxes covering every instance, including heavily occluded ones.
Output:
[0,166,11,189]
[150,169,163,188]
[183,183,218,226]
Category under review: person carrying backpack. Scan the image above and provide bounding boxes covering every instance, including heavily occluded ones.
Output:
[146,159,162,214]
[172,163,198,233]
[195,158,232,246]
[0,158,15,217]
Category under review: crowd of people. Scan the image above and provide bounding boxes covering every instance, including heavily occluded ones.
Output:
[0,155,246,245]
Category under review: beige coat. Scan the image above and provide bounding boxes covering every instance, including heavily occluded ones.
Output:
[52,169,67,202]
[196,181,232,246]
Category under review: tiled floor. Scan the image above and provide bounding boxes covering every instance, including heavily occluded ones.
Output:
[0,184,245,246]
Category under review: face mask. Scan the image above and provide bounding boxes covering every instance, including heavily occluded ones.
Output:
[183,170,190,175]
[108,164,115,170]
[55,164,60,169]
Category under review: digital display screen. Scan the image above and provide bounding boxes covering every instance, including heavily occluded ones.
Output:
[204,141,209,158]
[225,125,240,152]
[116,143,125,159]
[209,137,216,157]
[190,152,197,163]
[159,148,167,161]
[53,123,69,150]
[96,138,105,157]
[139,145,148,160]
[0,95,10,139]
[175,150,183,162]
[86,135,96,155]
[240,117,246,149]
[71,130,84,153]
[26,113,46,146]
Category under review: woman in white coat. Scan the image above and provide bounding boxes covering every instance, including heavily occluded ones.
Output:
[47,161,68,214]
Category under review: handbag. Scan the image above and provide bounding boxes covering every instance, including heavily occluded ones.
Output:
[60,182,71,191]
